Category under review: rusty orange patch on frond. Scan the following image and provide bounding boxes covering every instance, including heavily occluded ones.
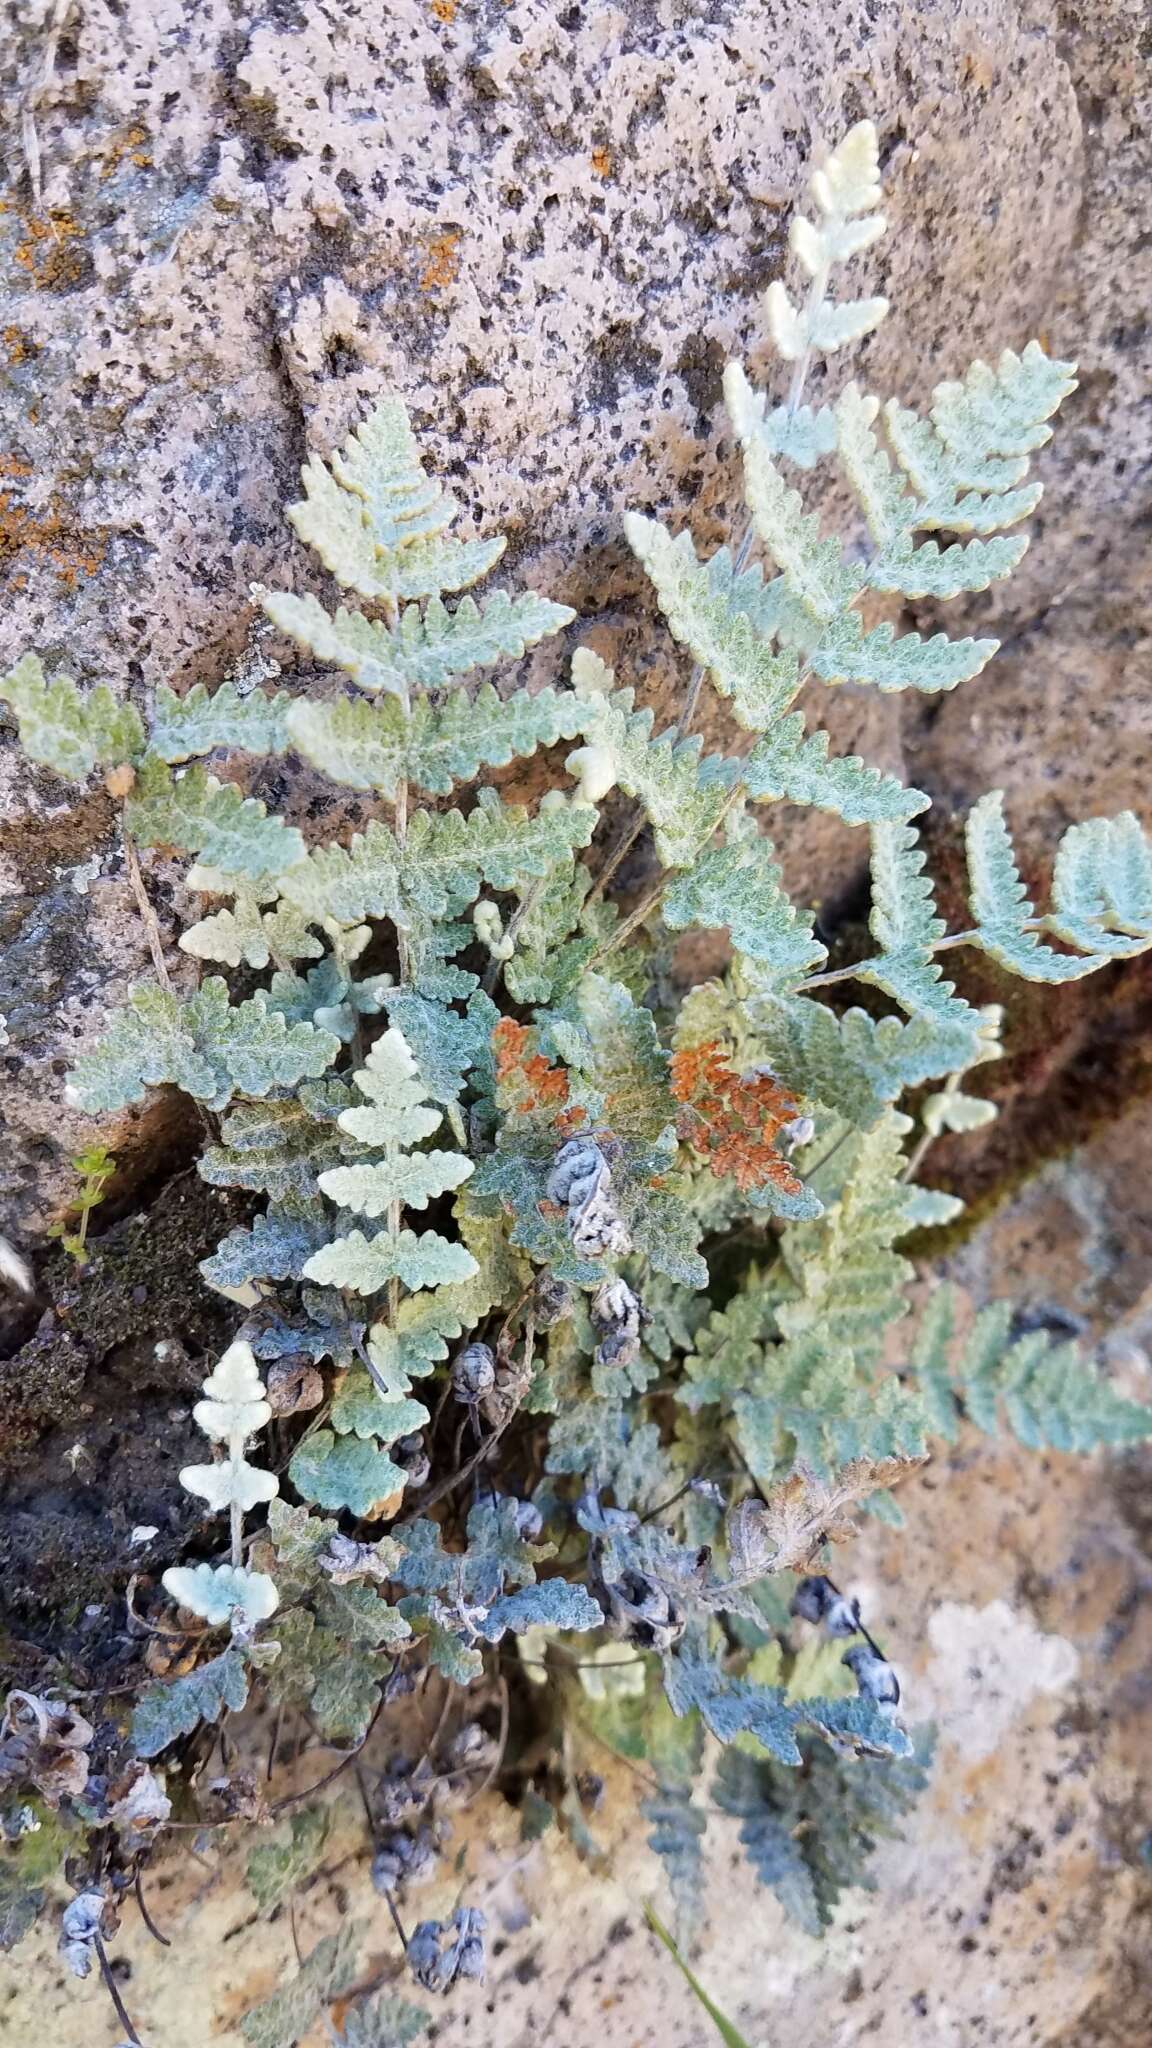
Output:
[492,1017,580,1131]
[670,1042,804,1197]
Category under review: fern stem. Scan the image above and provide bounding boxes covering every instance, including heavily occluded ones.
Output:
[593,782,747,962]
[483,875,543,997]
[786,254,832,418]
[796,923,1020,992]
[95,1934,143,2046]
[675,519,759,740]
[588,808,648,908]
[120,816,174,993]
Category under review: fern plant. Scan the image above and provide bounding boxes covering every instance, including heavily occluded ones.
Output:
[1,118,1150,2025]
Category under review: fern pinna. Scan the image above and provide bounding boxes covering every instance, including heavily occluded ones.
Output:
[2,118,1150,2012]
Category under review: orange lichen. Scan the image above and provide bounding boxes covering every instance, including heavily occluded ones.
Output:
[98,123,154,180]
[419,227,463,292]
[0,459,108,590]
[3,327,39,365]
[671,1042,805,1196]
[12,211,87,292]
[430,0,457,19]
[591,146,613,178]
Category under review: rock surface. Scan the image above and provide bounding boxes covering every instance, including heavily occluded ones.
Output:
[2,0,1151,1232]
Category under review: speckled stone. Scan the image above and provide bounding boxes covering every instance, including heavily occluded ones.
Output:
[1,0,1149,1233]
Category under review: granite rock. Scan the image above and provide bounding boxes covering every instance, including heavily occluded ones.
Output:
[0,0,1149,1237]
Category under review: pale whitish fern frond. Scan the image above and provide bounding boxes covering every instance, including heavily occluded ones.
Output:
[67,979,341,1114]
[623,516,925,824]
[725,367,1002,695]
[774,1111,928,1363]
[285,395,506,604]
[734,1332,928,1481]
[742,713,925,824]
[162,1340,279,1627]
[178,867,323,969]
[662,809,828,983]
[966,793,1152,979]
[855,819,983,1034]
[837,383,1032,600]
[568,648,738,867]
[738,981,985,1129]
[622,518,801,732]
[125,754,305,880]
[758,119,889,466]
[287,1032,484,1515]
[261,587,574,699]
[304,1027,478,1301]
[885,342,1077,534]
[907,1286,1152,1452]
[277,790,596,934]
[150,682,292,763]
[286,682,590,798]
[1,652,145,780]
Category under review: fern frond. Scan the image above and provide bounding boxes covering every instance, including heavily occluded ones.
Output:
[547,972,674,1142]
[178,870,323,969]
[642,1784,707,1937]
[278,789,595,932]
[760,120,888,463]
[679,1277,782,1407]
[286,683,588,797]
[289,1429,409,1518]
[125,755,304,879]
[568,651,737,868]
[303,1226,477,1296]
[307,1028,477,1296]
[662,814,827,980]
[856,819,982,1032]
[285,396,505,603]
[734,1332,927,1481]
[725,376,857,620]
[739,984,983,1129]
[727,368,1000,695]
[967,793,1152,979]
[199,1086,352,1201]
[714,1730,930,1932]
[502,861,596,1005]
[837,383,1031,599]
[262,587,573,698]
[200,1201,331,1288]
[804,607,998,694]
[623,516,801,732]
[775,1111,919,1360]
[68,980,340,1114]
[150,683,292,763]
[1,652,144,780]
[711,1748,822,1932]
[664,1646,911,1765]
[883,341,1076,533]
[1048,812,1152,956]
[907,1287,1152,1452]
[743,713,926,821]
